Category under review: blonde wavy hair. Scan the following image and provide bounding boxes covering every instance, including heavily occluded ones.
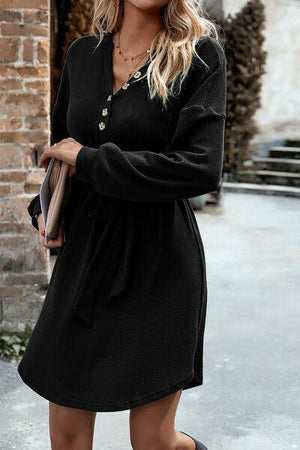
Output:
[91,0,220,108]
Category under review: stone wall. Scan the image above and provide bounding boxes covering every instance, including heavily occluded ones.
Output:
[0,0,50,332]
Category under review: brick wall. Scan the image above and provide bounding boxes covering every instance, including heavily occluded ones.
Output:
[0,0,51,332]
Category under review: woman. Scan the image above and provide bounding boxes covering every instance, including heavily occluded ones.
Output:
[17,0,227,448]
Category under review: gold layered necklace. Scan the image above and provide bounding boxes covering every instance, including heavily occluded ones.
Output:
[115,30,151,80]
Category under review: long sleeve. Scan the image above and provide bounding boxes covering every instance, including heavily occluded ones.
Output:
[75,37,227,203]
[28,194,43,230]
[28,43,71,230]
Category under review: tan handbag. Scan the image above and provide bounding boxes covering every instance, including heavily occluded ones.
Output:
[40,157,72,243]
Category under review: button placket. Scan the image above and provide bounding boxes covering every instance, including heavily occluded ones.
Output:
[111,69,143,99]
[98,70,143,136]
[98,93,113,137]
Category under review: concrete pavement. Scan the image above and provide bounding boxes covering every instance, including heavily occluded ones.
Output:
[1,191,299,450]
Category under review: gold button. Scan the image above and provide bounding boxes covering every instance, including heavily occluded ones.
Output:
[107,94,112,101]
[122,82,129,90]
[102,108,108,116]
[99,122,105,131]
[134,71,141,78]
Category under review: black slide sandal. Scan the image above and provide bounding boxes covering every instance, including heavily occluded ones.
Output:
[179,430,208,450]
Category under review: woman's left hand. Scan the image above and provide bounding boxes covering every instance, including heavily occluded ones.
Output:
[39,137,83,171]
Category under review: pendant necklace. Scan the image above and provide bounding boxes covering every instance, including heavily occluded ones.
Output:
[115,30,151,81]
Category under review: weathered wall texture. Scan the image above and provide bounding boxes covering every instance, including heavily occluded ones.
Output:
[0,0,50,332]
[223,0,300,144]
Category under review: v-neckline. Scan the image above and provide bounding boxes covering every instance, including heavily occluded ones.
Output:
[107,31,150,98]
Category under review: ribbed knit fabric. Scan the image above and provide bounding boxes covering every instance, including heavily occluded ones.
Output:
[18,31,227,412]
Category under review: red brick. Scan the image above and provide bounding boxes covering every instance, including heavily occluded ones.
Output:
[3,272,48,285]
[37,39,48,63]
[23,243,49,272]
[0,144,23,169]
[1,23,48,37]
[0,195,35,222]
[0,37,20,63]
[10,183,25,195]
[0,185,10,195]
[0,222,24,234]
[0,252,24,273]
[0,117,23,130]
[24,79,49,90]
[23,9,48,25]
[0,9,22,22]
[1,295,46,327]
[26,168,45,184]
[24,114,48,129]
[0,0,48,8]
[0,286,25,297]
[24,184,41,194]
[0,171,26,182]
[23,38,34,62]
[0,78,23,91]
[0,93,47,116]
[0,131,49,144]
[0,64,48,77]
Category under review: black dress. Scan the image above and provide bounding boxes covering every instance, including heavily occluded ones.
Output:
[17,31,227,412]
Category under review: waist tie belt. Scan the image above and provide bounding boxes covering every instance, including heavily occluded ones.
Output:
[71,193,154,328]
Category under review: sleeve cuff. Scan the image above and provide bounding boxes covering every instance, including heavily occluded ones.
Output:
[28,197,42,231]
[75,146,99,186]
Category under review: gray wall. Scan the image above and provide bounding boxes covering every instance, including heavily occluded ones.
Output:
[223,0,300,146]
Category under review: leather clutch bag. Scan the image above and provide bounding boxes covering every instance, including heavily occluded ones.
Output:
[40,157,72,243]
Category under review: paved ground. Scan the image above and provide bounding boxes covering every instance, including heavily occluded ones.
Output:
[1,191,299,450]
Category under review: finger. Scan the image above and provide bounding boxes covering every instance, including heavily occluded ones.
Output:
[56,229,65,245]
[39,152,47,166]
[43,237,60,248]
[39,145,57,167]
[38,221,45,234]
[41,157,51,169]
[39,154,49,168]
[43,241,58,249]
[40,222,64,249]
[43,232,63,248]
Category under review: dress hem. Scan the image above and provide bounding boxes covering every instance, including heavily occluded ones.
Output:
[17,364,202,412]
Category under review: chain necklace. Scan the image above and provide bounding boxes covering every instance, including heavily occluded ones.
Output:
[115,30,151,80]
